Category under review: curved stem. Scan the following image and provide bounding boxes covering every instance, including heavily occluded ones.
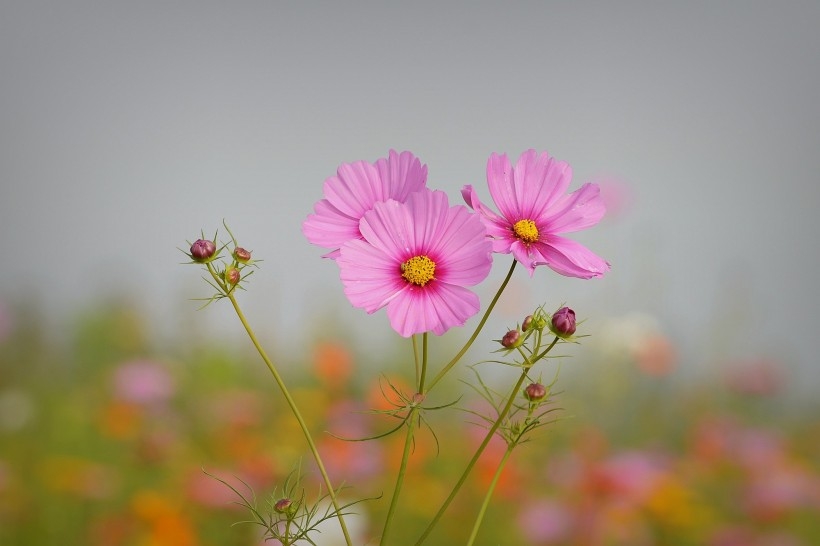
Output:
[466,443,515,546]
[426,259,517,393]
[226,293,353,546]
[414,368,529,545]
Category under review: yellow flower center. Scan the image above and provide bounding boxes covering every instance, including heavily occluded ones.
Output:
[401,255,436,287]
[513,219,539,243]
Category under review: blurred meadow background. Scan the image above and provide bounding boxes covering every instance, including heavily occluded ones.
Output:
[1,2,819,545]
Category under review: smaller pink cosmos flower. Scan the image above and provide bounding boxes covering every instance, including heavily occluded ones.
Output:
[462,149,610,278]
[302,150,428,259]
[337,189,492,337]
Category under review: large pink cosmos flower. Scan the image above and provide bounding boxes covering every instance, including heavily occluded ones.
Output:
[303,150,428,259]
[337,189,492,337]
[462,149,610,278]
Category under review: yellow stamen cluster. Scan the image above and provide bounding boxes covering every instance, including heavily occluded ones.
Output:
[513,219,539,243]
[401,255,436,287]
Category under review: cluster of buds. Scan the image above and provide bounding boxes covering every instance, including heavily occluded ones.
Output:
[498,305,578,352]
[184,226,258,296]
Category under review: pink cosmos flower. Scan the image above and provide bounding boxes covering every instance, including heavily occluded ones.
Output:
[462,149,610,278]
[303,150,428,259]
[337,189,492,337]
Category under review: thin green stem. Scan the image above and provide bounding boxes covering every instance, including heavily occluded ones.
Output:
[466,443,515,546]
[380,407,418,545]
[426,259,517,392]
[412,334,420,388]
[414,368,529,545]
[418,333,429,392]
[225,293,352,546]
[381,333,428,545]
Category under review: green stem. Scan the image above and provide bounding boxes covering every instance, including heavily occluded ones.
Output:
[414,368,529,545]
[426,259,517,393]
[380,406,418,546]
[381,333,428,545]
[226,293,353,546]
[466,443,515,546]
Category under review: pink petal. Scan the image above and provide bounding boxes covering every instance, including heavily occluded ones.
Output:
[338,239,406,313]
[375,150,428,201]
[386,282,481,337]
[404,190,451,253]
[539,182,606,233]
[531,236,610,279]
[303,199,360,250]
[322,161,383,218]
[358,199,414,262]
[428,206,492,286]
[513,150,573,220]
[486,153,520,220]
[461,185,516,253]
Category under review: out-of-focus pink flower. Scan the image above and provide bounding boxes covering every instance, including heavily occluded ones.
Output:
[725,358,784,396]
[593,451,666,504]
[303,150,428,259]
[744,465,813,521]
[338,189,492,337]
[113,360,175,405]
[186,470,247,510]
[462,149,609,277]
[517,499,573,544]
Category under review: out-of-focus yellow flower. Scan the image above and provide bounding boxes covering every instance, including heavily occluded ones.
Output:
[645,474,710,529]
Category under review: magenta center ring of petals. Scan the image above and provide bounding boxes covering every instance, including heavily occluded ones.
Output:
[401,255,436,287]
[513,219,539,244]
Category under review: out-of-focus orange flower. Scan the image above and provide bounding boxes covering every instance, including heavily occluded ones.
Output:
[313,342,353,389]
[99,401,142,439]
[39,456,118,499]
[645,474,707,529]
[131,490,197,546]
[366,375,413,413]
[634,334,677,376]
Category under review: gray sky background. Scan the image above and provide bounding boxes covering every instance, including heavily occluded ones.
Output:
[1,2,818,392]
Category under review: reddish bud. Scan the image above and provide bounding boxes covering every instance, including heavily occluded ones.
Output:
[501,329,521,349]
[524,382,547,402]
[190,239,216,262]
[233,247,251,263]
[273,498,293,514]
[225,266,240,285]
[522,315,534,332]
[551,307,576,336]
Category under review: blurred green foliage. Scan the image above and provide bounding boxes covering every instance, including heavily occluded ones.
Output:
[0,299,818,545]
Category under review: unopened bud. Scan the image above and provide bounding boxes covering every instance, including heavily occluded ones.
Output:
[273,498,293,514]
[501,329,521,349]
[233,247,251,263]
[190,239,216,262]
[225,266,240,285]
[524,382,547,402]
[551,307,576,337]
[522,315,534,332]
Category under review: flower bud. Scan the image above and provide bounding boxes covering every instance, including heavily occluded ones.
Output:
[522,315,534,332]
[551,307,576,337]
[273,498,293,514]
[524,382,547,402]
[500,329,521,349]
[190,239,216,262]
[233,247,252,263]
[225,266,240,286]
